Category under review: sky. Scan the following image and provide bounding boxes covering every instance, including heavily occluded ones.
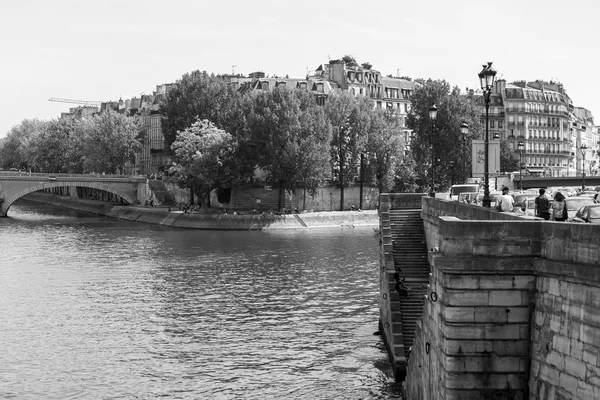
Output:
[1,0,599,138]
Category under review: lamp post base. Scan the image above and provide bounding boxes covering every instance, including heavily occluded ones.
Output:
[482,195,491,208]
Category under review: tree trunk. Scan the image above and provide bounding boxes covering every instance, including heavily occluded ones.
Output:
[196,190,209,212]
[278,182,284,211]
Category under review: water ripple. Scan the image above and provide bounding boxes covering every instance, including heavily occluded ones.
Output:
[0,200,402,399]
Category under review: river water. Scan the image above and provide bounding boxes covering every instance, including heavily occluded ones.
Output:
[0,199,402,399]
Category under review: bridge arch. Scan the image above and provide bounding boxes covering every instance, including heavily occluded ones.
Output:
[1,181,137,217]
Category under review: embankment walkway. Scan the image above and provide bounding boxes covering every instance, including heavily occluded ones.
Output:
[21,192,379,230]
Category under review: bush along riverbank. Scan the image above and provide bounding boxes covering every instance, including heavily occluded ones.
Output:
[22,192,379,230]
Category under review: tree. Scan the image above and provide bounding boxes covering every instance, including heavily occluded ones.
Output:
[170,119,237,211]
[406,80,481,193]
[367,109,406,193]
[35,117,85,173]
[159,71,235,153]
[246,87,331,210]
[324,90,372,210]
[81,110,142,174]
[500,141,520,172]
[0,119,46,171]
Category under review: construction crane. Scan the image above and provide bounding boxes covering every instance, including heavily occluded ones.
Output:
[48,97,102,107]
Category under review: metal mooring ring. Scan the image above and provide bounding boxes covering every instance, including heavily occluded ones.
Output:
[382,293,387,299]
[384,322,390,329]
[429,291,438,302]
[425,342,431,354]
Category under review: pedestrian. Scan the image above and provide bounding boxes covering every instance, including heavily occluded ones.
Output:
[535,188,551,220]
[497,187,515,212]
[551,192,567,221]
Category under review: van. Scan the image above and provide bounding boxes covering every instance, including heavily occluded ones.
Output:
[449,184,480,201]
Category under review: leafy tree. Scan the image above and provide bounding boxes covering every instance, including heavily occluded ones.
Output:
[324,90,372,210]
[246,87,331,209]
[500,141,520,172]
[342,55,358,66]
[159,71,235,153]
[406,80,481,193]
[0,119,47,171]
[81,110,142,174]
[35,117,85,173]
[170,119,238,211]
[366,109,406,193]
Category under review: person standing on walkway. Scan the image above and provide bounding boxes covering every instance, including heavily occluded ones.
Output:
[535,188,551,220]
[551,192,567,221]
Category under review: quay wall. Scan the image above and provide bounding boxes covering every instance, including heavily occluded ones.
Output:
[21,192,378,230]
[395,197,600,400]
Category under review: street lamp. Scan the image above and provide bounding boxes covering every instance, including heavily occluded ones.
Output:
[518,141,525,190]
[429,104,438,197]
[478,62,497,208]
[581,144,588,190]
[460,122,469,183]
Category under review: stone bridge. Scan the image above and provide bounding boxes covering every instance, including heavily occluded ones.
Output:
[0,172,145,217]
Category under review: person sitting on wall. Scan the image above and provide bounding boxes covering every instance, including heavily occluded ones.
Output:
[496,187,515,212]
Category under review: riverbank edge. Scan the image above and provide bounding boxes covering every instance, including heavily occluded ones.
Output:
[23,192,380,230]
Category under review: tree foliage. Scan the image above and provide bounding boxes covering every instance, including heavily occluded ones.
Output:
[0,119,47,171]
[170,119,237,210]
[324,90,371,210]
[367,109,407,192]
[159,71,236,153]
[81,110,142,174]
[246,87,331,208]
[406,80,481,192]
[36,118,85,173]
[500,141,520,172]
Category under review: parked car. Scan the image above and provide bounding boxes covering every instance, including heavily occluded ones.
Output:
[577,191,599,199]
[572,204,600,224]
[550,187,577,197]
[523,197,554,216]
[459,192,479,204]
[512,193,537,211]
[471,191,501,207]
[564,197,598,219]
[449,184,480,201]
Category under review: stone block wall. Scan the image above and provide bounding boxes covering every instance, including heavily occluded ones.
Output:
[529,261,600,399]
[406,252,536,399]
[400,198,600,400]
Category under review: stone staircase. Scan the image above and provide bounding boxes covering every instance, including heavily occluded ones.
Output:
[389,209,429,354]
[148,180,175,205]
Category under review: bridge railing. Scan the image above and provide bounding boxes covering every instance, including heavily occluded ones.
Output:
[0,171,146,180]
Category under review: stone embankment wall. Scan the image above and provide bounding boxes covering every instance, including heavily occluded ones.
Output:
[397,198,600,400]
[22,192,378,230]
[147,180,380,212]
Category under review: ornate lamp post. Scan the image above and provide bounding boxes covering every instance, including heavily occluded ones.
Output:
[581,144,588,190]
[518,141,525,190]
[428,104,438,197]
[460,122,469,183]
[478,62,497,208]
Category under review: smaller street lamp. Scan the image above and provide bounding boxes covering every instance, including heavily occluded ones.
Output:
[460,122,469,183]
[428,104,438,197]
[518,141,525,190]
[581,144,588,190]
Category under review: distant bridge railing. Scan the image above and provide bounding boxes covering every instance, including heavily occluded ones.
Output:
[0,171,146,181]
